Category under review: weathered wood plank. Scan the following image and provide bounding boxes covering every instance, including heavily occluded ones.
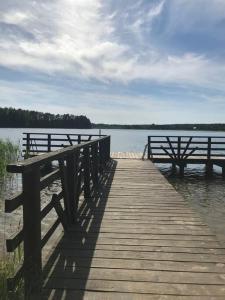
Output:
[60,237,223,249]
[45,290,225,300]
[44,267,225,285]
[49,248,225,263]
[44,278,225,296]
[44,257,225,273]
[43,159,225,298]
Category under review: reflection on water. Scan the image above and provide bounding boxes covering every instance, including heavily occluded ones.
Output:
[159,164,225,245]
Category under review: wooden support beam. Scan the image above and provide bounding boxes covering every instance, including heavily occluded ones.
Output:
[160,146,174,160]
[83,147,91,199]
[207,137,211,160]
[222,165,225,178]
[171,163,176,174]
[147,136,151,159]
[47,134,51,152]
[206,162,213,177]
[91,143,99,188]
[181,137,192,158]
[59,159,72,225]
[23,167,42,300]
[25,133,30,158]
[5,192,23,213]
[66,152,79,224]
[66,134,73,146]
[177,136,181,159]
[179,164,184,177]
[166,137,177,159]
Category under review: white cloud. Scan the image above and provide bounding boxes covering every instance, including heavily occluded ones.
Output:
[0,0,225,92]
[148,0,165,18]
[1,78,225,124]
[1,11,30,25]
[126,0,165,44]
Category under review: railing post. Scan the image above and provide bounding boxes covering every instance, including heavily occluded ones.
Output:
[78,135,81,144]
[99,140,103,173]
[91,143,99,188]
[83,147,91,198]
[26,133,30,156]
[177,136,181,159]
[147,136,150,159]
[73,151,80,220]
[23,167,42,299]
[66,152,77,224]
[99,138,108,167]
[59,159,72,226]
[206,137,213,176]
[47,134,51,152]
[104,138,109,163]
[207,137,211,160]
[107,136,111,160]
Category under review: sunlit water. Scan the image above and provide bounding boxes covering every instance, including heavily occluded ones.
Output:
[0,128,225,252]
[158,164,225,245]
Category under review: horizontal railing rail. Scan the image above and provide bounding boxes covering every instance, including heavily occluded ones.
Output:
[5,135,110,299]
[23,132,106,156]
[147,136,225,160]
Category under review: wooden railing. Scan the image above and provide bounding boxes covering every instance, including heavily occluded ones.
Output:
[23,132,105,156]
[147,135,225,160]
[5,136,110,299]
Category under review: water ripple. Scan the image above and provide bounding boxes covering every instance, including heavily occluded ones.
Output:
[159,164,225,245]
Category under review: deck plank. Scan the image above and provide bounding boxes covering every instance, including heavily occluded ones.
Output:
[43,159,225,299]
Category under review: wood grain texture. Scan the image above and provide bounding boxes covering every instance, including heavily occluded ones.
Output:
[43,159,225,299]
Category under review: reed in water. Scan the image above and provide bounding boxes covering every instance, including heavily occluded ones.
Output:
[0,140,23,299]
[0,140,18,177]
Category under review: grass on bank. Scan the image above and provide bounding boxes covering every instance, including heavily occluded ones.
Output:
[0,139,23,299]
[0,251,24,300]
[0,140,18,177]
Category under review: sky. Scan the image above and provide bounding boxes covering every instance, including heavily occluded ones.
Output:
[0,0,225,124]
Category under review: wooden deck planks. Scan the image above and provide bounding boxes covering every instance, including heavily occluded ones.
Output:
[43,159,225,299]
[111,152,143,159]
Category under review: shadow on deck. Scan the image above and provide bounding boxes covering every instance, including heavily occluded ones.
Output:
[43,159,117,299]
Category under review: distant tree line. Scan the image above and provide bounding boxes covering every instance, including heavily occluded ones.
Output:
[0,107,91,128]
[93,123,225,131]
[2,107,225,131]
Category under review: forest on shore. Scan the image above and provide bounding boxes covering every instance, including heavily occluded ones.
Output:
[93,123,225,131]
[1,107,225,131]
[0,107,91,128]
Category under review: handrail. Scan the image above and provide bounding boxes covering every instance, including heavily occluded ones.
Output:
[146,135,225,138]
[147,135,225,160]
[142,144,148,160]
[23,132,106,157]
[5,135,111,299]
[23,132,105,136]
[9,136,109,172]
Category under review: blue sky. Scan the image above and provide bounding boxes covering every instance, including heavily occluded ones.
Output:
[0,0,225,124]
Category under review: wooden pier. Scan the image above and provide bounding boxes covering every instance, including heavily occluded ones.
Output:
[23,133,225,176]
[43,159,225,299]
[148,135,225,176]
[5,135,225,299]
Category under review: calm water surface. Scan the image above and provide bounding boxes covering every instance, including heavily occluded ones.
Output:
[159,165,225,245]
[0,128,225,249]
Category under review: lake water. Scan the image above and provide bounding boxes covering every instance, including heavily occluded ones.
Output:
[0,127,225,251]
[2,127,225,152]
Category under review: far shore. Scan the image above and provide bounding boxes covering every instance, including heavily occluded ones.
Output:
[1,123,225,131]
